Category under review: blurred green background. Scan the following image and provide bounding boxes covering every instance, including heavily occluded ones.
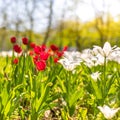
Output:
[0,0,120,51]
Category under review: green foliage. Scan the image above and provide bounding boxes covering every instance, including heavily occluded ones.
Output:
[0,43,120,119]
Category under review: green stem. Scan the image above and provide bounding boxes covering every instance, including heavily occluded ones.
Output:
[102,56,107,102]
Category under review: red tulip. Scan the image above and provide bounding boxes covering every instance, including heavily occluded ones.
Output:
[13,44,22,54]
[56,51,63,58]
[22,37,28,45]
[40,51,49,60]
[63,46,68,51]
[50,44,59,51]
[10,36,16,44]
[30,42,36,48]
[35,60,46,71]
[54,58,59,63]
[13,58,19,64]
[34,46,42,54]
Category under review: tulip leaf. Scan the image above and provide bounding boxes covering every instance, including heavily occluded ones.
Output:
[91,79,102,99]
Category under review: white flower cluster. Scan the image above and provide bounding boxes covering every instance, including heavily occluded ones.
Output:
[58,42,120,71]
[58,51,82,71]
[81,42,120,67]
[0,50,18,57]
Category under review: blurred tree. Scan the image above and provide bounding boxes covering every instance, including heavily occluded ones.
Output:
[0,0,120,50]
[0,0,10,50]
[61,0,85,50]
[12,0,24,38]
[70,0,82,50]
[56,0,67,48]
[25,0,37,42]
[91,0,110,46]
[43,0,54,44]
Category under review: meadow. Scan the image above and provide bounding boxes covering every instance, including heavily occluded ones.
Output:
[0,37,120,120]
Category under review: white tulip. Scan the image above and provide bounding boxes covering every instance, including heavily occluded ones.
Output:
[58,51,82,71]
[58,58,80,71]
[93,42,118,57]
[98,105,120,119]
[63,51,82,63]
[91,72,101,81]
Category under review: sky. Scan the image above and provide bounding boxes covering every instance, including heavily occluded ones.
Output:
[35,0,120,32]
[54,0,120,22]
[0,0,120,32]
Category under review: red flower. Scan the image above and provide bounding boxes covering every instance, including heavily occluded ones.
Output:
[56,51,63,58]
[50,44,59,51]
[22,37,28,45]
[40,51,49,60]
[34,45,46,54]
[34,46,42,54]
[33,55,39,64]
[63,46,68,51]
[10,36,16,44]
[41,44,46,51]
[35,60,46,71]
[13,58,19,64]
[13,44,22,54]
[54,58,59,63]
[30,42,36,48]
[29,50,34,56]
[48,49,54,56]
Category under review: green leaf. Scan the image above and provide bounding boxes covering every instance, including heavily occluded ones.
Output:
[69,88,84,108]
[4,101,11,116]
[29,70,33,90]
[91,79,102,99]
[57,76,66,93]
[36,82,50,112]
[69,105,75,116]
[106,73,116,94]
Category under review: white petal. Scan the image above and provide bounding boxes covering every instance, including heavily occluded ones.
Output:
[103,42,112,56]
[98,105,120,119]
